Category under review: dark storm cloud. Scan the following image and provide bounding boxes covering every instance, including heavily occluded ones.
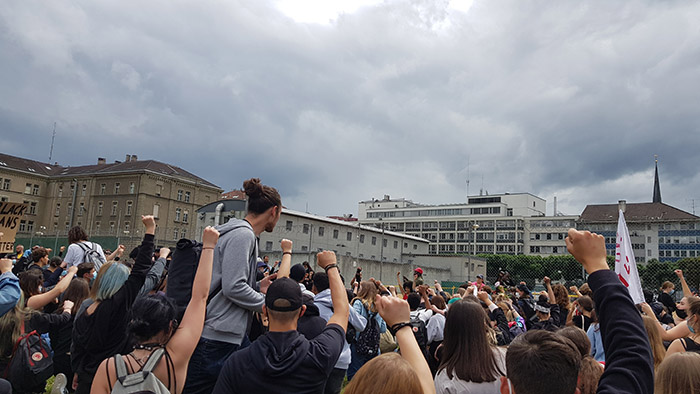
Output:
[1,0,700,216]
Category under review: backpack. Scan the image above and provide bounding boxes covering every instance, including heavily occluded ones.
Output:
[77,242,106,271]
[409,314,429,358]
[3,322,54,393]
[354,301,380,357]
[111,348,170,394]
[166,238,202,320]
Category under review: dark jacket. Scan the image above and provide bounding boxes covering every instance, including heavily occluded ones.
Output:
[71,234,154,393]
[590,270,654,394]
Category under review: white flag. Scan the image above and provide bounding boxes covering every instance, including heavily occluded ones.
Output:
[615,209,644,304]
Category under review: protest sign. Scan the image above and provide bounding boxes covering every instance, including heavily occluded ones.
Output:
[0,202,28,254]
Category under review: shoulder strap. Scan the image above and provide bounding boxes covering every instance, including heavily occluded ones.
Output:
[76,242,90,252]
[114,354,129,380]
[142,348,165,373]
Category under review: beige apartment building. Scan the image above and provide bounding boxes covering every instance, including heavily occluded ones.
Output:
[0,153,221,251]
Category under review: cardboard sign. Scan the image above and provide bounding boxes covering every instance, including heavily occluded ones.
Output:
[0,202,28,254]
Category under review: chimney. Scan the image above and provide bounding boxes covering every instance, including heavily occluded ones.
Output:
[131,154,137,161]
[125,154,131,162]
[97,158,106,165]
[618,200,627,213]
[383,195,390,201]
[553,196,557,216]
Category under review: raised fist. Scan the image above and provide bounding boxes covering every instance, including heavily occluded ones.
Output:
[316,251,337,269]
[202,226,220,248]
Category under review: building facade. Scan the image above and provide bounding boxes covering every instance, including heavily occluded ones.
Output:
[358,193,573,257]
[0,153,221,250]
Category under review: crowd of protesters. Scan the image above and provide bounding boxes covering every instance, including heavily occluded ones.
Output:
[0,178,699,393]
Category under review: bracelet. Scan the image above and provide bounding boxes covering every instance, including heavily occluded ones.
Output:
[324,263,338,273]
[283,252,292,256]
[202,247,214,250]
[389,321,412,336]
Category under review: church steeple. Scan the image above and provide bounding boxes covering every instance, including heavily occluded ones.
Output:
[653,155,662,203]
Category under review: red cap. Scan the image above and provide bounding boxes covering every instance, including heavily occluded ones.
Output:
[414,267,423,275]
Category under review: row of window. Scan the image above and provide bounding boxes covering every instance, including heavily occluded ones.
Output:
[24,183,40,195]
[530,233,567,241]
[530,246,564,254]
[1,178,10,191]
[282,220,420,250]
[367,207,502,218]
[176,190,191,202]
[659,236,700,244]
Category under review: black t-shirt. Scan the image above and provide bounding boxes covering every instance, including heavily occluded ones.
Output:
[213,324,345,394]
[658,292,676,314]
[572,315,592,332]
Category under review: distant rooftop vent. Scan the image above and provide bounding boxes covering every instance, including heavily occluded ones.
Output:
[383,195,391,201]
[97,158,106,165]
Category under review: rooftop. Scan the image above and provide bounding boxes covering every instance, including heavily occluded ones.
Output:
[0,152,220,189]
[579,202,699,223]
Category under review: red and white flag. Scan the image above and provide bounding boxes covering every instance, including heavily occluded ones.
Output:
[615,209,644,304]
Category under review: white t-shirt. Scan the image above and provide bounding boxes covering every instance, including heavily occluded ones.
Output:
[427,312,446,344]
[411,308,434,324]
[434,347,507,394]
[63,241,107,268]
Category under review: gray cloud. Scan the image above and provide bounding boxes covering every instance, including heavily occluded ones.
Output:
[1,0,699,217]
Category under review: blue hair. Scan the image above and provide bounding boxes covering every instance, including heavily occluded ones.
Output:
[92,262,130,301]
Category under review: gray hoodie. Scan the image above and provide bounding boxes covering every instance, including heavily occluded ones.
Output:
[201,218,262,345]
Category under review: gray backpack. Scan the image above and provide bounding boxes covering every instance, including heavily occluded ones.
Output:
[111,348,170,394]
[76,242,107,271]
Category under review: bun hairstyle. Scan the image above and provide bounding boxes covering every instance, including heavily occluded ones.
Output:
[127,293,178,343]
[243,178,281,215]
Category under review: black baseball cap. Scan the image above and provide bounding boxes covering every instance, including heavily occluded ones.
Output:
[265,277,303,312]
[289,264,306,283]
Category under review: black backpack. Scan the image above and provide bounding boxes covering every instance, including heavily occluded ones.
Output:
[354,302,380,357]
[409,314,429,359]
[166,239,202,320]
[3,324,53,393]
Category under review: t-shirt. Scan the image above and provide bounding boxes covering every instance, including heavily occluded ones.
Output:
[434,347,507,394]
[426,313,445,344]
[572,315,592,332]
[63,242,107,268]
[212,324,345,394]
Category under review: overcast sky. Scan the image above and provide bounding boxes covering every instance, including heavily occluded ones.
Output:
[2,0,700,217]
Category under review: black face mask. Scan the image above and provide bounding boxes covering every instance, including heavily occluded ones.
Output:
[677,309,688,319]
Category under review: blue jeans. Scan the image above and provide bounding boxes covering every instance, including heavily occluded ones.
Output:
[346,343,375,381]
[182,336,249,394]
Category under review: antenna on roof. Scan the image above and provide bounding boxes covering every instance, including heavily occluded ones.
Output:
[466,155,470,198]
[49,122,56,162]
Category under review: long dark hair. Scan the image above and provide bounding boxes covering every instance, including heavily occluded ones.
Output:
[127,294,178,344]
[438,299,505,383]
[56,278,90,315]
[243,178,281,215]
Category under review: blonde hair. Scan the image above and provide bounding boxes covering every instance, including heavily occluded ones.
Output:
[0,294,33,362]
[344,353,422,394]
[660,281,674,291]
[351,281,378,313]
[641,316,665,369]
[654,352,700,394]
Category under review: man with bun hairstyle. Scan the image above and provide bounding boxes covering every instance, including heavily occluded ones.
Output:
[184,178,282,394]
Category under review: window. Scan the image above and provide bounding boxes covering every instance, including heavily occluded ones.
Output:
[67,203,72,219]
[97,202,103,216]
[78,202,84,216]
[95,221,100,233]
[129,182,135,194]
[301,246,308,251]
[2,179,9,190]
[173,229,179,239]
[360,234,365,243]
[286,220,293,231]
[383,239,388,247]
[126,201,133,216]
[266,241,273,251]
[111,202,118,216]
[19,220,26,232]
[25,183,31,194]
[28,201,37,215]
[81,184,87,196]
[372,236,377,245]
[109,222,115,234]
[177,190,183,201]
[156,185,162,197]
[303,224,309,234]
[394,240,398,249]
[183,211,189,223]
[185,191,190,203]
[153,204,159,218]
[114,183,120,194]
[175,208,182,222]
[27,221,34,232]
[333,229,339,239]
[55,203,60,216]
[413,244,418,250]
[0,197,7,202]
[57,184,62,197]
[100,184,106,195]
[124,221,130,232]
[318,226,325,236]
[346,232,352,241]
[181,229,186,238]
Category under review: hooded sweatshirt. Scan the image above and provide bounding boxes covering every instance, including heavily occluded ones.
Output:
[314,289,366,370]
[202,218,264,345]
[212,324,345,394]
